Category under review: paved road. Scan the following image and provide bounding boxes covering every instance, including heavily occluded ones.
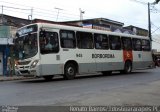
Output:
[0,68,160,106]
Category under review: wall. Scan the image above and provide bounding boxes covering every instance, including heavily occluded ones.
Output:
[0,25,10,38]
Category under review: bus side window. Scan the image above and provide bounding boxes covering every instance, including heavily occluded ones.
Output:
[109,35,121,50]
[142,39,151,51]
[77,32,93,49]
[121,37,132,50]
[60,30,76,48]
[94,34,109,50]
[132,38,142,51]
[40,31,59,54]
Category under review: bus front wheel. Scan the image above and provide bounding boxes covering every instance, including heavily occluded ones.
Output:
[64,63,76,80]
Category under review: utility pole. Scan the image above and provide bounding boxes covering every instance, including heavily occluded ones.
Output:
[28,8,33,23]
[130,0,153,41]
[55,7,63,21]
[79,8,85,21]
[1,5,4,25]
[31,8,33,23]
[79,8,85,26]
[148,3,152,41]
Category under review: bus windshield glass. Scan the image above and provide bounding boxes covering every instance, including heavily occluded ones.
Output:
[15,25,38,59]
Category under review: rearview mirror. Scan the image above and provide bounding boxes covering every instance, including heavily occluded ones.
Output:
[16,32,20,38]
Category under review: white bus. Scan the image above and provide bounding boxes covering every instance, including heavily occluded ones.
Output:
[15,23,153,80]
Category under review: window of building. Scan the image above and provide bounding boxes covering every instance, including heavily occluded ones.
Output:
[121,37,132,50]
[60,30,76,48]
[109,35,121,50]
[77,31,93,49]
[132,38,142,51]
[94,34,109,50]
[40,31,59,54]
[142,39,151,51]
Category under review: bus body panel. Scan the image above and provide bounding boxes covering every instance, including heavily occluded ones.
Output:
[61,48,97,73]
[132,51,143,69]
[94,50,124,71]
[141,51,153,68]
[132,51,153,69]
[39,54,62,75]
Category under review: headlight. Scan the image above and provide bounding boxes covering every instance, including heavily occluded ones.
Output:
[15,63,17,67]
[31,60,39,68]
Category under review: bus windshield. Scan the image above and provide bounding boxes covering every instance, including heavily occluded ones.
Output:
[15,33,38,60]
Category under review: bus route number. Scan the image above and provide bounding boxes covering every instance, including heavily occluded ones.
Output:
[76,54,83,58]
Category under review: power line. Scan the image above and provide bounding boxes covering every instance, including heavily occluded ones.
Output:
[151,22,160,34]
[1,0,159,27]
[152,39,160,44]
[4,8,30,15]
[0,0,29,7]
[130,0,147,5]
[153,37,160,41]
[152,27,160,34]
[2,5,31,10]
[0,0,117,22]
[0,0,79,17]
[0,0,93,20]
[0,6,72,20]
[2,5,80,21]
[0,5,82,21]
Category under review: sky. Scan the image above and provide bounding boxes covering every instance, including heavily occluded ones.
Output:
[0,0,160,50]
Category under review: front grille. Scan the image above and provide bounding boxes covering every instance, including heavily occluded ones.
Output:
[18,61,31,65]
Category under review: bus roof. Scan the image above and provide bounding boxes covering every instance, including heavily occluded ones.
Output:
[20,23,150,40]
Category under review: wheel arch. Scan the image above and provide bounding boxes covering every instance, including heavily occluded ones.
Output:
[64,60,79,74]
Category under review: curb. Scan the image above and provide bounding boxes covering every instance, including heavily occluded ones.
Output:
[0,76,35,81]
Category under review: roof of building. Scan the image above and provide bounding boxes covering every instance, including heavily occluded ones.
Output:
[0,14,31,27]
[0,14,124,28]
[61,18,124,26]
[124,25,148,31]
[33,19,80,27]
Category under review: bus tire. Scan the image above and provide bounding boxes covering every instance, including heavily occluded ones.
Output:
[121,61,132,74]
[43,75,54,81]
[64,63,76,80]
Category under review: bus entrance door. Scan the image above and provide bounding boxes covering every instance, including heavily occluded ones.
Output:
[123,50,133,62]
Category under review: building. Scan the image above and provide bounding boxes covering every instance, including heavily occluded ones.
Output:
[61,18,148,35]
[0,14,30,75]
[123,25,149,36]
[33,19,79,27]
[61,18,124,31]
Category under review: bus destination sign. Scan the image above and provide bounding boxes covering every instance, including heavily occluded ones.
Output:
[17,25,37,36]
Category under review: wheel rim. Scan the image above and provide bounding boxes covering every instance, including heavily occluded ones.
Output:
[67,67,74,76]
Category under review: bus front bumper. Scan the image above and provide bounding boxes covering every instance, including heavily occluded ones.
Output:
[15,66,37,77]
